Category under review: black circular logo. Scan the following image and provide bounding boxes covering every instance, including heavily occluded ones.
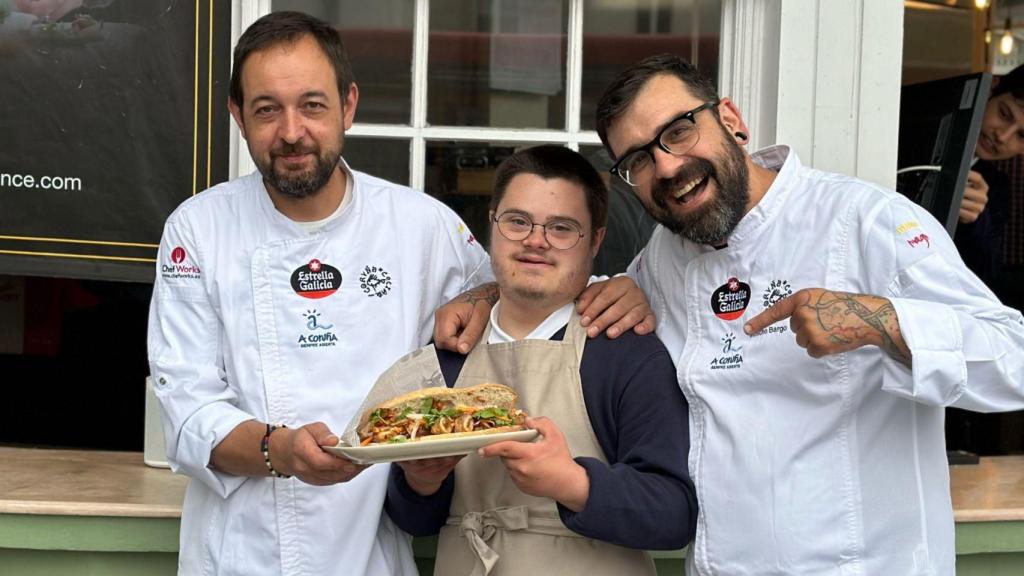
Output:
[290,259,342,299]
[711,277,751,321]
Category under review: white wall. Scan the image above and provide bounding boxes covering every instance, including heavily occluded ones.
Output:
[721,0,904,189]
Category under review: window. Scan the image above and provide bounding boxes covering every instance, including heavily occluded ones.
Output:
[267,0,721,274]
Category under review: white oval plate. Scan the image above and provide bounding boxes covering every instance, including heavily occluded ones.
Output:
[324,429,539,465]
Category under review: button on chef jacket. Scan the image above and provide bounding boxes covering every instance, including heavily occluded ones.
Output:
[629,146,1024,576]
[148,161,492,576]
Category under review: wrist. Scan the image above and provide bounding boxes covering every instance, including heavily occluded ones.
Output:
[263,424,292,478]
[555,463,590,513]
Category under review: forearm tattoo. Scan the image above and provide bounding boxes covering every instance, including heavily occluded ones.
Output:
[804,291,912,366]
[457,282,499,307]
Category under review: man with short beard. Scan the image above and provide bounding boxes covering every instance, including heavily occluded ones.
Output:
[596,54,1024,575]
[146,12,652,576]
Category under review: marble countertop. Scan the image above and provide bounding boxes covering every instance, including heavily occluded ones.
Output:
[1,447,1021,522]
[950,455,1024,522]
[0,447,188,518]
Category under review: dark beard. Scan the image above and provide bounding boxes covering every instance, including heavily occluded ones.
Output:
[257,139,341,200]
[648,125,750,245]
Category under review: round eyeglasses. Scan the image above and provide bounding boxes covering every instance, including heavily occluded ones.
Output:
[609,100,719,187]
[491,211,585,250]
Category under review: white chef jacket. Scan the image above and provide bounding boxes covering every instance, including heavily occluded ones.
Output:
[147,161,491,576]
[629,146,1024,576]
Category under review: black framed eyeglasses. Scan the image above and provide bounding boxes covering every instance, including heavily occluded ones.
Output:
[491,211,585,250]
[609,100,720,187]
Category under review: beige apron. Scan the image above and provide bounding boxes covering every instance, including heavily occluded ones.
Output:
[434,309,656,576]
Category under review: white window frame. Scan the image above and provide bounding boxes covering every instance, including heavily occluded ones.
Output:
[230,0,904,190]
[230,0,715,186]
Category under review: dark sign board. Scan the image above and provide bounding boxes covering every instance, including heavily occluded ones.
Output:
[0,0,230,282]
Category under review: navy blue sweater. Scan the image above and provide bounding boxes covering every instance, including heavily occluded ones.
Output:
[384,328,698,550]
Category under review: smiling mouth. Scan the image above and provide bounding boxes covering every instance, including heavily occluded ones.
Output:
[671,174,709,205]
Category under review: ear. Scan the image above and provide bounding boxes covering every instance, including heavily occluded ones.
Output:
[717,97,750,144]
[342,82,359,131]
[590,227,607,257]
[228,97,246,140]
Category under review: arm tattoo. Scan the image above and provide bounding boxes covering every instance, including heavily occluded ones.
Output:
[456,282,499,307]
[810,291,912,367]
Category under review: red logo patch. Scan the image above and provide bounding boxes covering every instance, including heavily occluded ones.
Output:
[711,277,751,321]
[906,233,930,249]
[171,246,186,264]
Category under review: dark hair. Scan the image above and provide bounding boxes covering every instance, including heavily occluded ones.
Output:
[490,145,608,230]
[229,11,355,111]
[994,63,1024,100]
[595,53,720,154]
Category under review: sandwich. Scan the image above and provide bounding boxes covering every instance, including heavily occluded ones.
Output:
[357,383,528,445]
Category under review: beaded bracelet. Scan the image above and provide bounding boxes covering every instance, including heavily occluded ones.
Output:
[261,423,291,478]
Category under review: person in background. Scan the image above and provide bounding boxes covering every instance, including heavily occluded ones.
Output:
[385,145,697,576]
[147,11,649,576]
[437,53,1024,575]
[953,64,1024,292]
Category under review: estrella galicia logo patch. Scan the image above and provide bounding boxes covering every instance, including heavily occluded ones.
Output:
[297,309,338,348]
[359,265,392,298]
[291,259,341,299]
[710,331,744,370]
[711,277,751,321]
[762,279,792,308]
[161,246,201,280]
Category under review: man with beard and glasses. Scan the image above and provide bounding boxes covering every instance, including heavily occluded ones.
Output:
[434,53,1024,575]
[384,146,696,576]
[596,54,1024,575]
[146,12,651,576]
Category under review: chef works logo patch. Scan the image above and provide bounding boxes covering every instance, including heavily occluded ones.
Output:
[297,309,338,348]
[710,332,744,370]
[291,259,341,299]
[711,277,751,321]
[762,279,792,308]
[161,246,201,280]
[360,265,392,298]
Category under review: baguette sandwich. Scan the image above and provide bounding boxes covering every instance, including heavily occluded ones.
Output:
[357,383,528,445]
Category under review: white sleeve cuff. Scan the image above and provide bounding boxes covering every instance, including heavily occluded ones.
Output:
[880,297,967,406]
[166,402,256,499]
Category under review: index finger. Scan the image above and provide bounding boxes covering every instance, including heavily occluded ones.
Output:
[743,294,797,335]
[478,439,532,459]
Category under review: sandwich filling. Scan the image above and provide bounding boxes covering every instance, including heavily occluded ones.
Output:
[358,396,527,445]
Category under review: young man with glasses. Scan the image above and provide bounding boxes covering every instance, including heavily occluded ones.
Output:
[594,54,1023,575]
[385,145,697,576]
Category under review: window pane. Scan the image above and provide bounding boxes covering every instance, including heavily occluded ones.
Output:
[579,145,656,277]
[344,137,411,186]
[428,0,568,129]
[425,141,532,250]
[581,0,721,130]
[273,0,414,124]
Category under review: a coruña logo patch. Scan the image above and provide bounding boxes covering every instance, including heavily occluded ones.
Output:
[291,258,341,299]
[711,277,751,321]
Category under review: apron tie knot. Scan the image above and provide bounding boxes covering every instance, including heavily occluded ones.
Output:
[458,506,530,575]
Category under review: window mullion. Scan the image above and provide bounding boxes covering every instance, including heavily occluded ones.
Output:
[565,0,584,150]
[410,0,431,190]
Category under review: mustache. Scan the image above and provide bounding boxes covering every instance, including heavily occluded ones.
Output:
[271,141,318,157]
[652,158,715,206]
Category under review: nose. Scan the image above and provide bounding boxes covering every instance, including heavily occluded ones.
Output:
[651,146,684,180]
[522,224,550,249]
[279,108,306,144]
